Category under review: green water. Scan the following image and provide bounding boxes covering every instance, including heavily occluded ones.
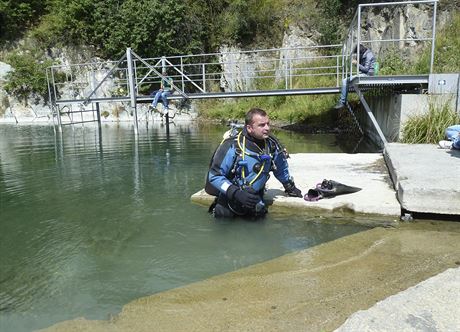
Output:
[0,122,369,332]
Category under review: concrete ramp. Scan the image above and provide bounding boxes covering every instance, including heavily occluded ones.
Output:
[192,153,400,222]
[384,143,460,216]
[335,267,460,332]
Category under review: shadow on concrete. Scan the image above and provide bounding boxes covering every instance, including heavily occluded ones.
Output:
[446,149,460,158]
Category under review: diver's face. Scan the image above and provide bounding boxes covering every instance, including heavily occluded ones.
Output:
[247,114,270,140]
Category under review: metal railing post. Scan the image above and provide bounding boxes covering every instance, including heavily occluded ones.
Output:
[430,0,437,73]
[96,102,101,128]
[202,63,206,92]
[161,56,166,72]
[336,56,340,86]
[357,5,361,80]
[50,68,63,132]
[180,56,185,93]
[285,57,288,89]
[127,48,138,135]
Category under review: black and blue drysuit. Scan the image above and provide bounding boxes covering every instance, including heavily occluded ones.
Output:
[206,129,300,218]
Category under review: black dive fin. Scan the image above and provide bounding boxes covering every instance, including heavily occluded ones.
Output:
[304,189,322,202]
[315,179,361,197]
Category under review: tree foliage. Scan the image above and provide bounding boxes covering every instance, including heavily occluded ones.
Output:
[3,50,54,102]
[0,0,47,40]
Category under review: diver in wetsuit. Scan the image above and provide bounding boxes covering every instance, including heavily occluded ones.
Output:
[206,108,302,218]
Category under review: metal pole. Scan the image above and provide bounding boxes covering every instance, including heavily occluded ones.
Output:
[353,83,388,145]
[359,0,437,8]
[133,58,139,95]
[357,6,362,80]
[202,63,206,92]
[127,48,138,135]
[180,57,185,93]
[50,69,63,132]
[336,56,340,86]
[161,56,166,72]
[429,0,437,73]
[96,102,101,128]
[285,56,288,89]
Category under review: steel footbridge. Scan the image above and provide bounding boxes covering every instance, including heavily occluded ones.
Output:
[46,0,439,145]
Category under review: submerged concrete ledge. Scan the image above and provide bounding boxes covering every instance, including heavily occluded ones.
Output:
[40,221,460,332]
[192,153,401,222]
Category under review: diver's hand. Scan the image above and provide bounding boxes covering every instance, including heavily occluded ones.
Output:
[227,185,260,209]
[283,181,302,198]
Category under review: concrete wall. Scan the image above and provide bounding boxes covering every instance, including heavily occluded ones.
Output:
[357,73,460,146]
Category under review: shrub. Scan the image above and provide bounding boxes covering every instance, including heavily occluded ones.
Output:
[3,50,54,103]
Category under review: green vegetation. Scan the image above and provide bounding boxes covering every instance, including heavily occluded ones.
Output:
[0,0,46,41]
[402,100,460,144]
[3,50,54,102]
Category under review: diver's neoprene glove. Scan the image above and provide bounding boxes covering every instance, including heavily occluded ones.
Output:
[227,185,260,209]
[283,180,302,198]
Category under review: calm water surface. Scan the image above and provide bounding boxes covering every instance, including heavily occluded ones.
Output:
[0,122,369,331]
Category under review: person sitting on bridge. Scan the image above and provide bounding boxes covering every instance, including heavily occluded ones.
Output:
[438,124,460,150]
[334,44,376,109]
[149,70,174,116]
[205,108,302,219]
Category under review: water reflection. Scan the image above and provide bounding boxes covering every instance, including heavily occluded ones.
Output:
[0,123,368,332]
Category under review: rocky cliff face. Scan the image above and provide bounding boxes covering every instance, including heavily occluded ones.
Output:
[219,26,320,92]
[360,3,450,58]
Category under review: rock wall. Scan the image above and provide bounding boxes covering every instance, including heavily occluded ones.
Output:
[357,3,450,60]
[219,26,319,92]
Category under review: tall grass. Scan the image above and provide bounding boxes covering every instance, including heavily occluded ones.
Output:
[401,100,460,144]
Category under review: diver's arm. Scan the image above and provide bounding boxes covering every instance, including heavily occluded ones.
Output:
[272,146,302,197]
[208,140,237,195]
[272,149,291,185]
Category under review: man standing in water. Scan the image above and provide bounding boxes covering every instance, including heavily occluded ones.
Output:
[206,108,302,218]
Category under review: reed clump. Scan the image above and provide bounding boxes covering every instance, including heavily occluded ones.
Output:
[401,100,460,144]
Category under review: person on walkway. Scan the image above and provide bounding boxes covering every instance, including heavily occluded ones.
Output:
[149,71,174,116]
[438,124,460,150]
[334,44,376,109]
[206,108,302,218]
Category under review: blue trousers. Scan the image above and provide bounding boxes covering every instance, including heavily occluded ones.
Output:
[151,90,172,109]
[339,74,368,105]
[446,125,460,149]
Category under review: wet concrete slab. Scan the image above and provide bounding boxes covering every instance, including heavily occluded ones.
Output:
[40,221,460,332]
[384,143,460,216]
[335,266,460,331]
[192,153,401,223]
